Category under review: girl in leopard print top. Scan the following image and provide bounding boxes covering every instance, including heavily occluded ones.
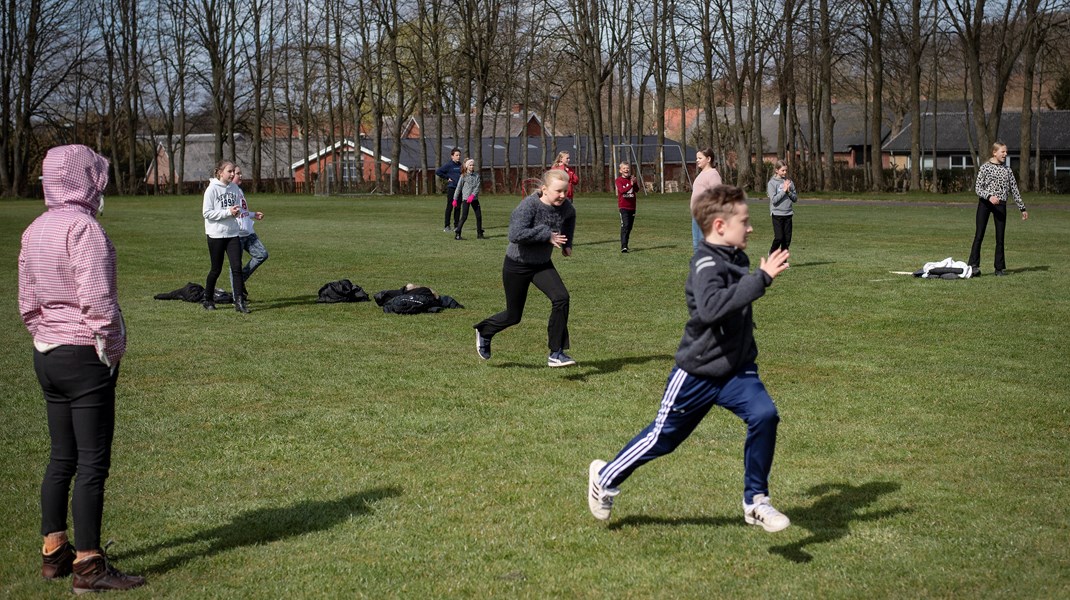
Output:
[968,142,1029,276]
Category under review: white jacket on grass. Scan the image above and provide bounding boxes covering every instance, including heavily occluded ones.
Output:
[202,178,241,238]
[919,257,974,279]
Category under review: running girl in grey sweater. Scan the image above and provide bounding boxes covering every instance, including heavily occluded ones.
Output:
[473,169,577,367]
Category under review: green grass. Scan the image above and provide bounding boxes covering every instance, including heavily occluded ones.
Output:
[1,192,1068,598]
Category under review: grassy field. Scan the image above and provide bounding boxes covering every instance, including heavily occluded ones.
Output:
[1,191,1067,598]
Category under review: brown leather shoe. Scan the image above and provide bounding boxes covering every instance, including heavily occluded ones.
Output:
[42,542,75,579]
[72,552,146,595]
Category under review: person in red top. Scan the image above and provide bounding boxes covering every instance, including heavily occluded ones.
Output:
[551,151,579,201]
[615,162,638,253]
[18,145,146,593]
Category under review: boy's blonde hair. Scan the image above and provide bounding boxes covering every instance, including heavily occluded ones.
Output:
[692,184,746,235]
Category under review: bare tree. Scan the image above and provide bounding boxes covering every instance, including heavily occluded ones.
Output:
[942,0,1030,159]
[890,0,937,191]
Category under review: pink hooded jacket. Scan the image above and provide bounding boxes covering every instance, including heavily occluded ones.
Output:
[18,145,125,366]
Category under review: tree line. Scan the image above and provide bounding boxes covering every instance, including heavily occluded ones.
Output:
[2,0,1068,198]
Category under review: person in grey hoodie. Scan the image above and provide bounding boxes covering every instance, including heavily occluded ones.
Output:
[767,160,797,254]
[453,158,485,240]
[473,169,577,367]
[202,160,248,313]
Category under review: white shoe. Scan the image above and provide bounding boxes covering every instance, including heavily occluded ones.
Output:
[588,460,620,521]
[744,494,790,532]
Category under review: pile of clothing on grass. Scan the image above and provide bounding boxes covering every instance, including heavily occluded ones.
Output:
[374,283,464,314]
[912,257,975,279]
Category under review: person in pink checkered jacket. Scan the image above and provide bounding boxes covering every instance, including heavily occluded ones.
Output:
[18,145,146,593]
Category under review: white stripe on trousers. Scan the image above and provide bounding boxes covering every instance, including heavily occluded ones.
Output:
[598,367,689,488]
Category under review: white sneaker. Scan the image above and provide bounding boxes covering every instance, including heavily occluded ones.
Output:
[744,494,790,532]
[587,460,620,521]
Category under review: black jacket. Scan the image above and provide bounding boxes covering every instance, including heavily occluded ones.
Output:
[675,242,772,378]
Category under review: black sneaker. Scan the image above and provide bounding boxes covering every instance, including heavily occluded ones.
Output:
[71,546,146,595]
[476,330,492,360]
[994,270,1007,276]
[621,247,629,253]
[42,542,75,579]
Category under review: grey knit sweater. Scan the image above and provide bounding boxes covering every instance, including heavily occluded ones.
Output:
[505,193,576,264]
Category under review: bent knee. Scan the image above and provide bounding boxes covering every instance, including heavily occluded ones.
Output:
[749,404,780,427]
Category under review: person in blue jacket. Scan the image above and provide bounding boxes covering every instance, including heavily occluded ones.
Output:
[436,148,463,232]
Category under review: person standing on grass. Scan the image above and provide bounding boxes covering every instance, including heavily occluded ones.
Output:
[968,141,1029,277]
[18,145,147,594]
[453,158,485,240]
[436,148,464,232]
[767,159,797,254]
[202,160,249,313]
[229,166,268,301]
[474,169,577,368]
[616,162,638,253]
[588,184,792,533]
[690,147,722,250]
[551,151,579,202]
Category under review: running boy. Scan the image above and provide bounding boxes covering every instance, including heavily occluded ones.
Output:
[587,184,792,531]
[615,162,637,253]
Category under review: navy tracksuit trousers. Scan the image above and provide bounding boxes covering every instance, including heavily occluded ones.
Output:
[597,364,780,505]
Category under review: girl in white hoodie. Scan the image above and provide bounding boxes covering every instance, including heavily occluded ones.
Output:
[202,160,248,313]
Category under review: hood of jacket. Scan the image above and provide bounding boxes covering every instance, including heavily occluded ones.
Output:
[42,145,110,215]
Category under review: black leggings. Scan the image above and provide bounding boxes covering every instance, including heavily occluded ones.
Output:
[967,198,1007,271]
[770,214,793,253]
[474,257,570,352]
[457,199,483,235]
[443,189,460,228]
[206,235,245,298]
[35,346,118,551]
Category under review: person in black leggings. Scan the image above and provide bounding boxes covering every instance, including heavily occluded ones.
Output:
[968,142,1029,276]
[202,160,248,312]
[474,169,578,367]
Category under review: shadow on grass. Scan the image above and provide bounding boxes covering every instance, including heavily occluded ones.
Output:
[126,487,401,575]
[252,295,332,311]
[788,261,834,268]
[493,354,672,380]
[768,481,910,564]
[1004,265,1049,274]
[624,245,678,253]
[608,514,739,531]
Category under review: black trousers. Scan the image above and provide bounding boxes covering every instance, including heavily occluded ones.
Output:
[35,346,118,551]
[770,214,793,253]
[443,189,460,228]
[967,198,1007,271]
[474,257,570,352]
[457,199,483,235]
[619,209,635,249]
[206,235,245,298]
